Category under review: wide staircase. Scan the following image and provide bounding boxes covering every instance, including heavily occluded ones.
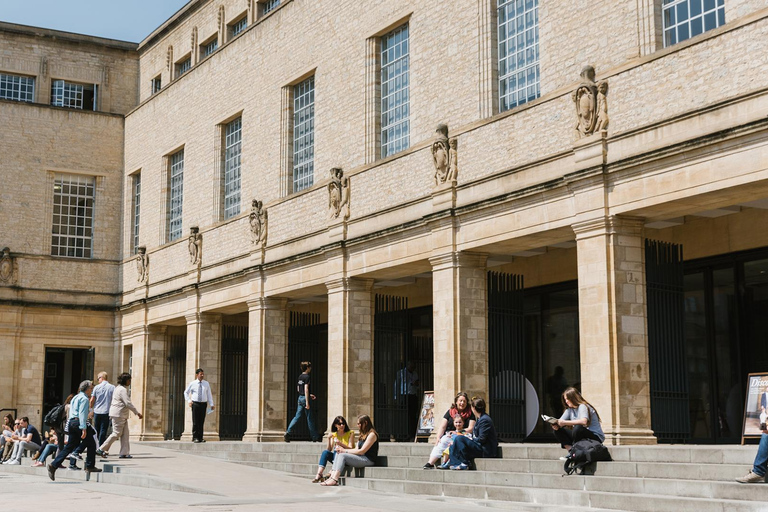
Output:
[142,441,767,511]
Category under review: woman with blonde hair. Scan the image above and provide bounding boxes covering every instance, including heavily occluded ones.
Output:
[549,387,605,452]
[320,414,379,486]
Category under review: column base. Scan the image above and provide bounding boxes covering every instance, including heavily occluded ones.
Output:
[242,430,287,442]
[138,432,166,442]
[605,427,657,446]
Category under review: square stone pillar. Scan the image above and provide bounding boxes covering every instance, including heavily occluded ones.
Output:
[429,252,489,418]
[181,312,222,441]
[137,324,167,441]
[573,216,656,445]
[325,278,374,424]
[242,297,289,442]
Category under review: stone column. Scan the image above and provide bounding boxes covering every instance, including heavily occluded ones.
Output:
[429,252,489,418]
[138,324,167,441]
[242,298,288,442]
[573,216,656,445]
[181,312,222,441]
[326,278,374,423]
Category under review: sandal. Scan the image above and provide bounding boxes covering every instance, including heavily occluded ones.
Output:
[311,474,324,483]
[320,477,338,486]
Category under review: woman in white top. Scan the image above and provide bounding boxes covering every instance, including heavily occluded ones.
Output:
[549,387,605,451]
[99,373,143,458]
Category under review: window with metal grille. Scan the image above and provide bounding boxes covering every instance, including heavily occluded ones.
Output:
[263,0,280,15]
[0,73,35,102]
[169,150,184,242]
[498,0,540,112]
[151,76,162,95]
[230,16,247,37]
[224,117,242,219]
[663,0,725,47]
[381,24,410,158]
[51,79,97,110]
[51,174,95,259]
[176,57,192,78]
[293,76,315,192]
[202,38,218,58]
[132,173,141,254]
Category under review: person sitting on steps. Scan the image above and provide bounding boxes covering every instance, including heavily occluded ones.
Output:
[320,414,379,486]
[443,397,498,470]
[312,415,355,483]
[423,391,476,469]
[549,387,605,458]
[736,426,768,483]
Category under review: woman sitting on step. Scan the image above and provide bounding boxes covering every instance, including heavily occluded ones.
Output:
[549,387,605,452]
[443,397,498,470]
[320,414,379,486]
[312,416,356,483]
[423,392,476,469]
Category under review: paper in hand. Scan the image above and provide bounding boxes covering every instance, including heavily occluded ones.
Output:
[541,414,558,425]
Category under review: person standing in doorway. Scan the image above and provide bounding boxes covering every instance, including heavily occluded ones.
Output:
[284,361,321,442]
[48,380,101,481]
[396,361,420,440]
[90,371,115,448]
[183,368,214,443]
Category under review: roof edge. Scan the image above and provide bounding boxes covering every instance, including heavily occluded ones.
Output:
[0,21,138,50]
[138,0,207,51]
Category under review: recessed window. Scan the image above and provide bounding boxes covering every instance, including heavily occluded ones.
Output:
[224,117,242,219]
[175,57,192,78]
[51,174,95,259]
[132,173,141,254]
[51,79,97,111]
[263,0,280,15]
[663,0,725,47]
[151,76,162,95]
[168,150,184,242]
[229,16,247,38]
[498,0,540,112]
[201,38,218,59]
[0,72,35,102]
[293,76,315,192]
[381,24,410,158]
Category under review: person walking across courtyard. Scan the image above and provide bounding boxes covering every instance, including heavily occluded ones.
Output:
[90,371,115,448]
[184,368,214,443]
[100,372,143,458]
[284,361,321,442]
[48,380,101,481]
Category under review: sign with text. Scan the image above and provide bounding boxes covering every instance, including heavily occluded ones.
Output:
[742,372,768,441]
[416,391,435,437]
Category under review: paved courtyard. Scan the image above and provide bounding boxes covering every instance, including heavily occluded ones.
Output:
[0,444,485,511]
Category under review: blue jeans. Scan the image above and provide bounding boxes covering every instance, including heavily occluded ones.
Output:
[752,433,768,477]
[94,413,111,447]
[286,396,319,440]
[38,443,57,463]
[318,449,335,467]
[448,435,483,466]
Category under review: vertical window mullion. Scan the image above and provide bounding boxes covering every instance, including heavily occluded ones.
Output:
[292,76,315,192]
[380,24,410,158]
[133,174,141,253]
[169,150,184,242]
[224,118,242,219]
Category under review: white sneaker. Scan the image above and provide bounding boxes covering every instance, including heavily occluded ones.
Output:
[736,471,765,484]
[559,456,569,461]
[7,460,20,465]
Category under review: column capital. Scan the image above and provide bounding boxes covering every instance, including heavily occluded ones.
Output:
[572,215,645,241]
[429,251,488,271]
[246,297,288,311]
[325,277,374,294]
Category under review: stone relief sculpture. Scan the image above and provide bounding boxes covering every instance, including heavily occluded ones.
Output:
[0,247,15,285]
[249,199,268,245]
[328,167,350,220]
[572,65,608,138]
[188,227,202,265]
[136,246,149,283]
[431,124,458,186]
[191,27,198,52]
[167,46,173,71]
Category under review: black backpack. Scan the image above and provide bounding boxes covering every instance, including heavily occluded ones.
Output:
[43,404,66,428]
[563,438,612,475]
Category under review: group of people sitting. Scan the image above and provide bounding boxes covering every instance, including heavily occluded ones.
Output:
[309,386,605,482]
[1,415,42,465]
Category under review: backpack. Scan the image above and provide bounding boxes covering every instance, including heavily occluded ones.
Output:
[563,438,612,475]
[43,403,66,428]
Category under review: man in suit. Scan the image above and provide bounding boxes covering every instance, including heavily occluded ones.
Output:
[183,368,215,443]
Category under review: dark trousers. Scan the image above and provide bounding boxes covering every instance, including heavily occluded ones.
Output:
[553,424,602,448]
[51,418,96,469]
[191,401,207,441]
[448,435,484,466]
[94,413,111,446]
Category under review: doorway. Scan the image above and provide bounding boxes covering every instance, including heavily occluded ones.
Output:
[43,347,94,418]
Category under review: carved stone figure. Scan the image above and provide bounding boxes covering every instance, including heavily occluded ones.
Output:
[249,199,268,245]
[188,227,202,265]
[136,246,149,283]
[328,167,350,220]
[0,247,14,285]
[572,66,608,138]
[431,124,458,186]
[595,81,609,133]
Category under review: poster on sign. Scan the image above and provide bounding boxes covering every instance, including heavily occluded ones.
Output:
[416,391,435,438]
[742,372,768,443]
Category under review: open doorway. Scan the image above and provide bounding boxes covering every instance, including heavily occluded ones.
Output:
[42,347,94,418]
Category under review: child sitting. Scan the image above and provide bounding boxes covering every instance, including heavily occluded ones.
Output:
[425,413,473,469]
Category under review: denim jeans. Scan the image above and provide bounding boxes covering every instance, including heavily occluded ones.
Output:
[752,433,768,477]
[38,443,57,463]
[286,395,319,440]
[318,449,335,467]
[448,435,483,466]
[93,413,111,447]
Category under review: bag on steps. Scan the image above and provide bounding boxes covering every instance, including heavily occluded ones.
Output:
[563,438,612,475]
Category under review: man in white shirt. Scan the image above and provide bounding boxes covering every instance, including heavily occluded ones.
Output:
[90,371,115,447]
[183,368,214,443]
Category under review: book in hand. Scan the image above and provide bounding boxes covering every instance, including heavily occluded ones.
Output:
[541,414,559,425]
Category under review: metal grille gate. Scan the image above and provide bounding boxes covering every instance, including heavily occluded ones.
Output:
[286,312,328,440]
[220,325,248,440]
[646,239,690,442]
[165,334,186,440]
[374,295,410,441]
[488,271,526,441]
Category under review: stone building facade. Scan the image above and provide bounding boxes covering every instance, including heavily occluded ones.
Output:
[2,0,768,445]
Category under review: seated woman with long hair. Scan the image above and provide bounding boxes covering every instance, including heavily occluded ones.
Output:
[320,414,378,486]
[423,392,476,469]
[312,416,355,483]
[549,387,605,451]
